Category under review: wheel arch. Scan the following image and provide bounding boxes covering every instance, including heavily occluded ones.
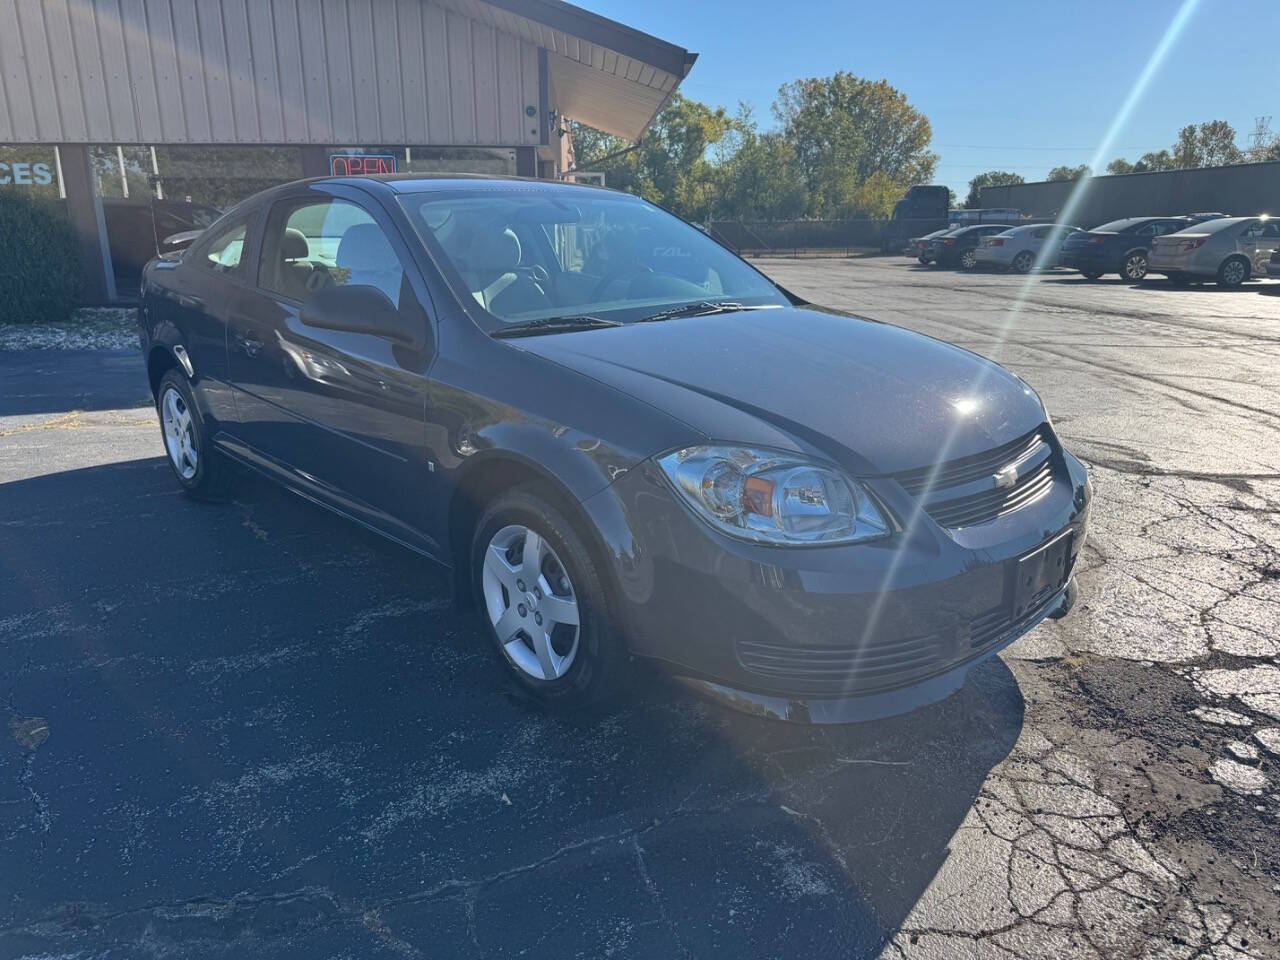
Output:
[147,344,179,399]
[447,452,620,614]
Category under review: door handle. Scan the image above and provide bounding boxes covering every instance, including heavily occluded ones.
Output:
[240,332,263,358]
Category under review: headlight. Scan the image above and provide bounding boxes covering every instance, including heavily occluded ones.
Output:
[656,445,891,546]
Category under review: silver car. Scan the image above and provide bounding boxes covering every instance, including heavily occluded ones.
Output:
[973,224,1081,273]
[1148,216,1280,287]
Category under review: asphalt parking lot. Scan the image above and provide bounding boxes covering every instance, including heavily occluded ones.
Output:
[3,259,1279,959]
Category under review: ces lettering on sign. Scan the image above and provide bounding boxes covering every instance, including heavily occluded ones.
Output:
[0,162,54,187]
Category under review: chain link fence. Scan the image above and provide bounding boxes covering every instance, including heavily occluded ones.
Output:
[704,218,949,257]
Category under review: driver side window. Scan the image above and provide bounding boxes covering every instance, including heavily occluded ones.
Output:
[257,198,407,309]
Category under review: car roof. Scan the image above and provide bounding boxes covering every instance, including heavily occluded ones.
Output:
[1173,216,1253,232]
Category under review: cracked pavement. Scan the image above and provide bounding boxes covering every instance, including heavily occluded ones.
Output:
[1,261,1278,958]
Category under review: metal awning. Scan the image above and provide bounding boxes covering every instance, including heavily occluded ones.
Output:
[441,0,698,140]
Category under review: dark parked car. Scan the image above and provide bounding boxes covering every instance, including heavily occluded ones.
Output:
[907,226,957,263]
[1060,216,1199,281]
[928,223,1016,270]
[139,175,1090,723]
[1269,247,1280,279]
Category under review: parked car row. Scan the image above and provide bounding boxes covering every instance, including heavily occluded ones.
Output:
[908,213,1277,288]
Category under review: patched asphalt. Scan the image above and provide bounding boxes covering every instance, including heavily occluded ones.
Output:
[2,261,1279,958]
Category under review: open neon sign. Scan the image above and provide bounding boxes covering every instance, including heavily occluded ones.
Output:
[329,154,398,176]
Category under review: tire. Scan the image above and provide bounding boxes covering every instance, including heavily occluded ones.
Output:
[1120,250,1148,282]
[1080,269,1103,280]
[1011,250,1035,274]
[959,248,978,270]
[471,486,623,708]
[155,368,230,499]
[1217,256,1249,288]
[917,254,928,264]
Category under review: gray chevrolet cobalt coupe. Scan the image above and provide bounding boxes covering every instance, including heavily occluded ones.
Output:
[139,175,1091,723]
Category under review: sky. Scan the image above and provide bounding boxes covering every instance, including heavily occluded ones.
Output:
[586,0,1280,196]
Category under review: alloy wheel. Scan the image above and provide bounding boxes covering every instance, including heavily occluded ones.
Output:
[1221,259,1246,286]
[161,387,198,480]
[1012,251,1034,273]
[1123,253,1148,281]
[961,249,977,269]
[481,524,580,681]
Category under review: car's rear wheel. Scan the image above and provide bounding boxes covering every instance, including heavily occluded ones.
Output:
[1080,269,1103,280]
[1121,251,1148,281]
[472,487,622,707]
[1011,250,1035,274]
[959,248,978,270]
[1217,256,1249,288]
[156,368,229,499]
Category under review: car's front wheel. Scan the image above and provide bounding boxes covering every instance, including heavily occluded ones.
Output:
[1080,269,1103,280]
[472,487,622,707]
[156,368,229,499]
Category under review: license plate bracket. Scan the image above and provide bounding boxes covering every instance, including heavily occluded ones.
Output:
[1011,531,1073,619]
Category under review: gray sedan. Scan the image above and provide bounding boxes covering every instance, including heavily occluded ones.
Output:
[1148,216,1280,286]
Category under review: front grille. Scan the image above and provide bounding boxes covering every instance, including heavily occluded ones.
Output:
[893,428,1056,529]
[926,459,1054,528]
[895,429,1044,497]
[737,632,948,685]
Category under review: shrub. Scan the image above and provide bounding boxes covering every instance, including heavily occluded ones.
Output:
[0,193,83,325]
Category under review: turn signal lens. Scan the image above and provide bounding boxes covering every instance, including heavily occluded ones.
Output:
[657,446,891,546]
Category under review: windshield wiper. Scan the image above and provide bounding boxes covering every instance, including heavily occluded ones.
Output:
[491,316,623,339]
[636,301,758,323]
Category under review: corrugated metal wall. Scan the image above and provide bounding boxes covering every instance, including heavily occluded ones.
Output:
[981,161,1280,225]
[0,0,544,146]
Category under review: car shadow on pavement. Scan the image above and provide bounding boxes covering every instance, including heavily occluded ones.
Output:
[0,457,1025,959]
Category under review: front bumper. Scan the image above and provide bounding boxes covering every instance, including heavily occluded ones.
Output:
[582,445,1091,722]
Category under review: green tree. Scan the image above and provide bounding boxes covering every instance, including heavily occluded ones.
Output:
[711,105,809,220]
[1134,149,1176,172]
[1172,121,1243,168]
[1106,157,1134,175]
[1046,164,1091,182]
[569,94,732,221]
[773,72,937,217]
[964,170,1023,209]
[1247,136,1280,163]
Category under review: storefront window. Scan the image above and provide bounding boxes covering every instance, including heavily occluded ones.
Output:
[405,147,516,176]
[154,146,303,209]
[90,145,154,200]
[0,145,64,199]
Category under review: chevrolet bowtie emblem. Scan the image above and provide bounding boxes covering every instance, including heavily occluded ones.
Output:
[993,464,1019,490]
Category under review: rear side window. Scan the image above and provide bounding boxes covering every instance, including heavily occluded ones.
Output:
[197,218,249,274]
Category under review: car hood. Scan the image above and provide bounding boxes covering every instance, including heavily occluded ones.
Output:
[513,306,1046,475]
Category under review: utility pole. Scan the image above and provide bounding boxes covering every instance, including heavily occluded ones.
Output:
[1249,116,1273,151]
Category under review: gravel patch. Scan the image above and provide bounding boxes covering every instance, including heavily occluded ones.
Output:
[0,307,137,350]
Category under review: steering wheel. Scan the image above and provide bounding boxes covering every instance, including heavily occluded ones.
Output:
[590,264,653,301]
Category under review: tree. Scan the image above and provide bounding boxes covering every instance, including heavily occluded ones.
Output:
[569,94,732,221]
[1247,136,1280,163]
[711,105,809,220]
[1134,149,1176,172]
[773,73,937,217]
[1106,158,1134,175]
[1172,121,1243,168]
[964,170,1023,209]
[1046,164,1091,182]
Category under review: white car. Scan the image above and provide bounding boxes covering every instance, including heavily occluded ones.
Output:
[1148,216,1280,287]
[974,224,1081,273]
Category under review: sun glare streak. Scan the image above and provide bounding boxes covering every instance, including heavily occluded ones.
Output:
[847,0,1203,683]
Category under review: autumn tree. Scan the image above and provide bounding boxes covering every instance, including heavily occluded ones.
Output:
[773,73,936,217]
[1046,164,1091,182]
[964,170,1024,209]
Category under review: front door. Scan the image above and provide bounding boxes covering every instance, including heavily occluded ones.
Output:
[225,189,440,552]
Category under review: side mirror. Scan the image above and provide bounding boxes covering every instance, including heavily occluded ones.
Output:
[300,284,423,348]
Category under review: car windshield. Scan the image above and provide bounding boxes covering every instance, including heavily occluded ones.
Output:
[399,189,788,331]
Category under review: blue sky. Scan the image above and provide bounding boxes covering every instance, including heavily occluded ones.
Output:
[587,0,1279,195]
